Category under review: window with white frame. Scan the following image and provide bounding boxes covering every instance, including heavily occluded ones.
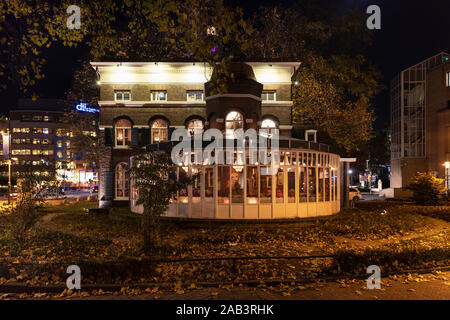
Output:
[151,119,168,143]
[115,119,132,147]
[150,91,167,101]
[115,91,131,101]
[261,118,277,136]
[187,91,203,101]
[261,91,276,101]
[225,111,244,139]
[187,119,204,136]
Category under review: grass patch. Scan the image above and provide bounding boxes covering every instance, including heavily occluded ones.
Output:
[50,206,140,240]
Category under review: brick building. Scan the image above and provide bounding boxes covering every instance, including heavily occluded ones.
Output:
[92,61,301,207]
[390,51,450,195]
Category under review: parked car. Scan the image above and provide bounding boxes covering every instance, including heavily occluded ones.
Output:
[9,190,18,199]
[349,187,363,202]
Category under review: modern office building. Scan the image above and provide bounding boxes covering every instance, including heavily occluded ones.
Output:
[6,99,99,189]
[390,51,450,194]
[93,60,350,218]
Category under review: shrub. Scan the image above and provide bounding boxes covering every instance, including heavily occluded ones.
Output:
[406,172,446,205]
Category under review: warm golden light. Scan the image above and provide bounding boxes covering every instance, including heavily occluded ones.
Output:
[444,161,450,169]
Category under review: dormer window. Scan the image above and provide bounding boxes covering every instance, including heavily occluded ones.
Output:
[261,91,276,101]
[151,91,167,101]
[115,91,131,101]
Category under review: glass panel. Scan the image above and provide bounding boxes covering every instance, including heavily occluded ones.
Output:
[231,166,244,203]
[325,168,330,201]
[246,166,258,204]
[260,170,272,203]
[116,129,123,145]
[218,166,230,204]
[124,128,131,145]
[204,167,213,198]
[116,163,129,198]
[299,166,307,202]
[287,168,295,203]
[192,167,201,203]
[179,167,189,203]
[275,167,284,203]
[168,167,177,202]
[291,152,297,165]
[308,167,316,202]
[318,168,324,201]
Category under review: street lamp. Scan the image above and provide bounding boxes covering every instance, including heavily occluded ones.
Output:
[444,162,450,189]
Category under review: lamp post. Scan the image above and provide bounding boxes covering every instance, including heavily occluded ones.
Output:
[444,161,450,190]
[7,159,11,205]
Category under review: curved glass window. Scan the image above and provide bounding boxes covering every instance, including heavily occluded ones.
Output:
[187,119,204,136]
[225,111,243,139]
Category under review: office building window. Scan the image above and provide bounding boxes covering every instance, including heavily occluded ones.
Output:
[12,128,30,133]
[261,91,276,101]
[187,91,203,101]
[115,91,131,101]
[115,119,132,147]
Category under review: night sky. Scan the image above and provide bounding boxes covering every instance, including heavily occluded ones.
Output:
[3,0,450,129]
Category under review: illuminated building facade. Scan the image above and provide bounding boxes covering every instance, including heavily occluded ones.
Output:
[7,99,99,189]
[391,51,450,194]
[94,61,348,218]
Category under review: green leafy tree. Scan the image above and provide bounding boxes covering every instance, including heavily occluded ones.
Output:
[66,60,100,105]
[122,0,253,94]
[129,151,196,253]
[63,111,100,167]
[249,5,382,153]
[0,0,119,96]
[407,172,446,205]
[9,162,56,243]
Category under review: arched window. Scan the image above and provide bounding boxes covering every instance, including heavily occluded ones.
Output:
[151,119,168,143]
[115,162,129,199]
[261,118,277,136]
[187,119,204,136]
[225,111,243,139]
[115,119,132,147]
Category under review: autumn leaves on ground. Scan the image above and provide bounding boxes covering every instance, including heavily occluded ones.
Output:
[0,201,449,297]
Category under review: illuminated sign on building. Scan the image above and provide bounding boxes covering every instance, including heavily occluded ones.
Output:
[76,102,99,113]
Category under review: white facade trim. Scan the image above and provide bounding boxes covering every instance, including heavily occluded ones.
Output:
[205,94,262,102]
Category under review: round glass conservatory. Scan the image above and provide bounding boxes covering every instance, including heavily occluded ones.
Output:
[131,141,341,219]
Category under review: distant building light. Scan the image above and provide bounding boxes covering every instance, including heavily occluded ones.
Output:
[76,102,99,113]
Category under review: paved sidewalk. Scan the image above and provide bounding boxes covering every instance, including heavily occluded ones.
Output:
[2,271,448,300]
